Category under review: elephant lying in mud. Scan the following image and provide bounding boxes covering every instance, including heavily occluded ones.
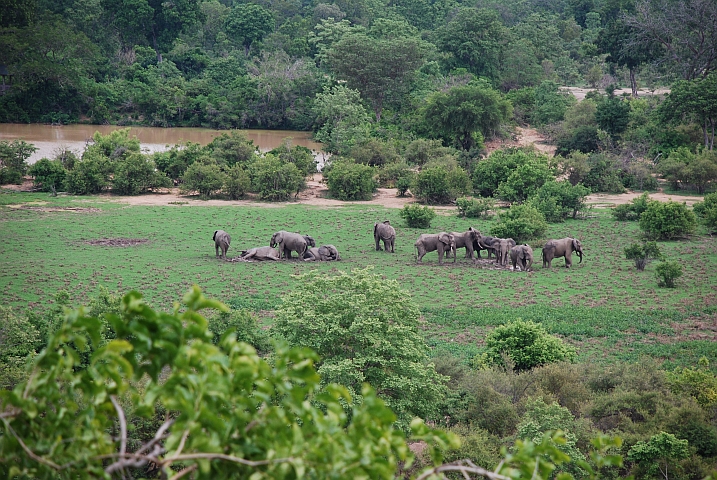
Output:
[510,244,534,272]
[415,232,456,264]
[213,230,231,260]
[270,231,315,259]
[374,220,396,253]
[303,245,341,261]
[240,246,281,261]
[542,237,584,268]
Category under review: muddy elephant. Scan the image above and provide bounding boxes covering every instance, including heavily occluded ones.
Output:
[415,232,456,264]
[270,231,314,259]
[213,230,231,260]
[450,227,482,261]
[510,244,534,272]
[374,220,396,252]
[542,237,584,268]
[493,238,516,266]
[303,245,341,261]
[240,246,281,261]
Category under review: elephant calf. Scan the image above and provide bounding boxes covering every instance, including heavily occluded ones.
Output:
[415,232,456,264]
[303,245,341,261]
[213,230,231,260]
[240,246,281,261]
[510,244,534,272]
[374,220,396,253]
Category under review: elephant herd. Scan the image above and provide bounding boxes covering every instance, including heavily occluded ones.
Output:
[213,229,340,262]
[213,224,584,270]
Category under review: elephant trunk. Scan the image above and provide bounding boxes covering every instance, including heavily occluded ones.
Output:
[526,256,533,272]
[577,251,583,263]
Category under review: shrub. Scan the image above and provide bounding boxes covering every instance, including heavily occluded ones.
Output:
[396,174,414,197]
[490,204,548,243]
[611,192,652,221]
[0,140,36,184]
[456,197,494,218]
[85,129,141,159]
[64,152,113,195]
[224,164,251,200]
[496,160,554,203]
[180,158,227,198]
[324,160,376,201]
[555,126,600,156]
[659,147,717,194]
[656,260,683,288]
[112,153,171,195]
[377,161,412,188]
[477,320,577,372]
[28,158,67,193]
[404,139,456,166]
[154,142,205,182]
[207,309,271,354]
[349,138,400,167]
[532,80,575,126]
[581,153,625,193]
[414,166,470,204]
[473,148,550,198]
[0,306,41,389]
[527,180,590,222]
[399,204,436,228]
[269,141,317,177]
[596,95,630,137]
[250,154,306,201]
[207,131,259,168]
[639,200,697,240]
[624,241,662,271]
[693,192,717,233]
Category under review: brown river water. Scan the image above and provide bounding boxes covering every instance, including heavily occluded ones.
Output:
[0,124,325,164]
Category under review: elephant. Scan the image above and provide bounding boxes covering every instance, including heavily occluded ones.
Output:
[303,245,341,261]
[270,231,314,259]
[415,232,456,264]
[510,244,534,272]
[450,227,482,261]
[240,246,281,261]
[542,237,584,268]
[472,235,497,259]
[493,238,516,266]
[213,230,231,260]
[374,220,396,253]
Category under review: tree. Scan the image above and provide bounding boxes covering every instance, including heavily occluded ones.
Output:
[180,158,226,197]
[223,164,251,200]
[624,241,662,271]
[490,204,548,243]
[496,160,554,203]
[596,89,631,138]
[273,268,447,430]
[422,82,512,150]
[28,158,67,194]
[532,81,576,126]
[655,260,683,288]
[658,73,717,151]
[528,180,591,221]
[0,287,454,479]
[628,432,689,480]
[224,3,274,55]
[249,154,305,201]
[693,192,717,233]
[659,147,717,193]
[434,8,508,81]
[0,140,36,184]
[639,200,697,240]
[312,85,372,155]
[112,153,171,195]
[625,0,717,81]
[472,148,549,197]
[477,320,577,372]
[323,160,376,200]
[414,166,470,204]
[327,31,428,121]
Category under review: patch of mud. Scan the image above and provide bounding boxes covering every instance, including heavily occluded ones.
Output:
[86,238,149,247]
[8,204,102,213]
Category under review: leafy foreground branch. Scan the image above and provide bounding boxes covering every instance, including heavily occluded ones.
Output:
[0,287,622,479]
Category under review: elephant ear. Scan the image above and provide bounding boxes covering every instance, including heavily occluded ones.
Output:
[507,238,516,248]
[572,239,579,251]
[213,231,218,241]
[438,232,450,244]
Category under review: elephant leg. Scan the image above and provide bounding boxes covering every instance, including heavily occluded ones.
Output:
[375,238,382,251]
[438,247,444,264]
[565,252,572,268]
[416,246,425,263]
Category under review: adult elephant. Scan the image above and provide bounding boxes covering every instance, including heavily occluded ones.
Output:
[213,230,231,260]
[374,220,396,253]
[510,244,534,272]
[472,235,497,259]
[240,246,281,261]
[415,232,456,264]
[542,237,584,268]
[304,245,341,261]
[450,227,481,261]
[270,231,314,259]
[493,238,516,266]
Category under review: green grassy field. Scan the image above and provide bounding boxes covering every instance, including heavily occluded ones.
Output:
[2,189,716,368]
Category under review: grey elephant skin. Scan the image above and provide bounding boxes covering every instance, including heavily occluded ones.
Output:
[415,232,456,264]
[240,246,281,261]
[450,227,481,261]
[510,244,534,271]
[374,220,396,252]
[542,237,584,268]
[270,231,314,259]
[493,238,516,266]
[472,235,497,259]
[213,230,231,260]
[303,245,341,261]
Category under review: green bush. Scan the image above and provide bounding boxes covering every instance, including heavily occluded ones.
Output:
[180,158,227,198]
[269,142,317,176]
[207,309,271,354]
[555,125,600,156]
[224,164,251,200]
[527,180,590,222]
[376,161,412,188]
[28,158,67,193]
[348,138,400,167]
[414,166,470,204]
[611,192,652,221]
[249,154,306,201]
[0,140,36,184]
[693,192,717,233]
[112,153,171,195]
[581,153,625,193]
[399,204,436,228]
[639,200,697,240]
[476,320,577,372]
[656,260,683,288]
[64,152,113,195]
[0,306,41,389]
[456,197,494,218]
[404,139,456,166]
[658,147,717,194]
[324,160,376,201]
[532,80,575,126]
[154,142,205,182]
[396,174,414,197]
[472,148,550,198]
[624,241,662,271]
[490,204,548,243]
[207,131,259,168]
[496,160,554,203]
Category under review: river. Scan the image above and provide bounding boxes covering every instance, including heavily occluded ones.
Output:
[0,124,326,165]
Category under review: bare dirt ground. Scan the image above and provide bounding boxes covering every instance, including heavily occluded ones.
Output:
[562,86,670,101]
[2,126,703,209]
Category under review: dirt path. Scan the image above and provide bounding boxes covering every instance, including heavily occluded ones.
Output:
[562,86,670,101]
